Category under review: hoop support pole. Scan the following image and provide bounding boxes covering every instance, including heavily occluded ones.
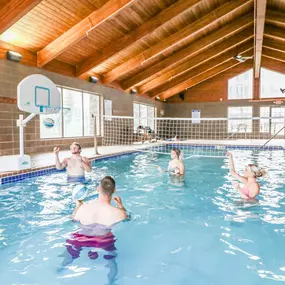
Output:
[94,115,100,155]
[17,113,37,157]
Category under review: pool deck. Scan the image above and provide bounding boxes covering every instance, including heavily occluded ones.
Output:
[0,139,284,179]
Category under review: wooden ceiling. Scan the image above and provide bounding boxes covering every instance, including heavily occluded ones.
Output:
[0,0,285,101]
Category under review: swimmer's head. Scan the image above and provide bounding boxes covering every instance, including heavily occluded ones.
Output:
[98,176,116,197]
[171,148,181,160]
[70,142,82,154]
[244,164,266,178]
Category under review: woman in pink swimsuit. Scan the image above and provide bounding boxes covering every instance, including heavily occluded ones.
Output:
[226,152,266,200]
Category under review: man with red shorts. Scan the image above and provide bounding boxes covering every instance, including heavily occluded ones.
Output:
[65,176,127,262]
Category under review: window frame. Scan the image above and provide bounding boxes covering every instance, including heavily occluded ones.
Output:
[228,69,253,100]
[227,106,253,133]
[260,68,285,99]
[133,101,156,131]
[39,85,103,139]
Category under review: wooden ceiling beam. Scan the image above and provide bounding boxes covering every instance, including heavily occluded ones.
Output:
[0,40,76,77]
[266,9,285,25]
[263,38,285,52]
[154,50,253,100]
[254,0,267,78]
[0,0,42,35]
[76,0,201,77]
[139,29,253,94]
[103,0,252,84]
[150,45,253,99]
[0,40,36,66]
[264,25,285,42]
[0,40,100,81]
[121,14,254,91]
[263,47,285,63]
[37,0,136,67]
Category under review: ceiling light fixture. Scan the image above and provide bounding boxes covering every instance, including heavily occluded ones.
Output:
[6,51,22,62]
[130,88,137,94]
[89,76,99,83]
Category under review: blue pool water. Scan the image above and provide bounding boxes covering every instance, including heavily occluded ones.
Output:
[0,149,284,285]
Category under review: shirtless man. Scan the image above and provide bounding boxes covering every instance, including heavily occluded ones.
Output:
[62,176,127,282]
[53,142,92,183]
[73,176,127,226]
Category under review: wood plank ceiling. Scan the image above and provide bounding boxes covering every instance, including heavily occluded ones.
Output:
[0,0,285,101]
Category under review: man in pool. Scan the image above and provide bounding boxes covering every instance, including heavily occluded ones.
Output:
[62,177,127,282]
[73,176,127,225]
[53,142,92,183]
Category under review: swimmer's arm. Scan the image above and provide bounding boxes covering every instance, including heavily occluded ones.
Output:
[113,196,127,215]
[81,156,92,172]
[72,200,84,220]
[55,156,67,170]
[157,166,168,173]
[231,172,248,183]
[227,153,247,183]
[178,163,185,176]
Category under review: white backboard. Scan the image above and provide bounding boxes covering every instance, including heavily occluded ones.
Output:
[17,74,61,114]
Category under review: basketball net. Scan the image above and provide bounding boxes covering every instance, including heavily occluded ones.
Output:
[41,106,70,125]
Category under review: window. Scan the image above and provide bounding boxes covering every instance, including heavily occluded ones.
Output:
[104,100,112,121]
[261,68,285,98]
[260,106,285,135]
[228,69,253,100]
[83,93,100,136]
[133,103,155,130]
[271,107,285,135]
[63,89,83,137]
[40,87,101,138]
[260,107,270,133]
[228,107,252,133]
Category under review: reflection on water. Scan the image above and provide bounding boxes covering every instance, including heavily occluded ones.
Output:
[0,149,284,284]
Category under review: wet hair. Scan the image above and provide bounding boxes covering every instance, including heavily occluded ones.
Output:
[171,148,181,159]
[248,164,267,178]
[72,142,82,153]
[100,176,116,196]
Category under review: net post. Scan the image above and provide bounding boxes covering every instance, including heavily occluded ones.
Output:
[94,115,100,155]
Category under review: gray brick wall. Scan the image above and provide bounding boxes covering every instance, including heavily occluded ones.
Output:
[0,59,164,155]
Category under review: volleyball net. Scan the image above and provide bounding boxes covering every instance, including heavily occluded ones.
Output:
[100,116,285,157]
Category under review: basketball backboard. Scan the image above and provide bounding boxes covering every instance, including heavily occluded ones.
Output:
[17,74,61,114]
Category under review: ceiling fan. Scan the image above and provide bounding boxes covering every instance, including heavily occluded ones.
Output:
[233,54,253,63]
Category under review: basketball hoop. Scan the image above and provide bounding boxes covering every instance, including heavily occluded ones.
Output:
[41,106,70,115]
[41,106,70,126]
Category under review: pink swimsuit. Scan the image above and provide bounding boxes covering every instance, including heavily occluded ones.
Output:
[242,186,250,198]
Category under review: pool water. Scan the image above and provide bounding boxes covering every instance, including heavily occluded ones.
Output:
[0,149,284,285]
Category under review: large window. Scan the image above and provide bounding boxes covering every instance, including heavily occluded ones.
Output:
[228,106,253,133]
[228,69,253,100]
[261,68,285,98]
[84,93,100,136]
[260,106,270,133]
[133,103,155,130]
[40,87,101,138]
[260,106,285,135]
[63,89,83,137]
